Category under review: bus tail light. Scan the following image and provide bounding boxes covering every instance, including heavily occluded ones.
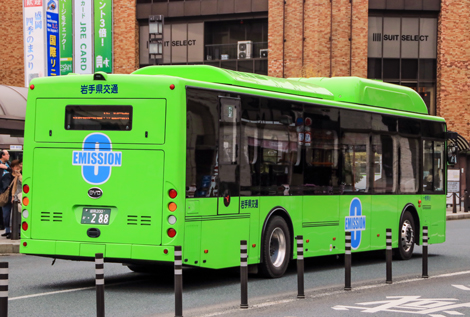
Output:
[169,189,177,199]
[22,222,28,231]
[167,228,176,238]
[168,202,177,212]
[23,197,29,206]
[23,184,30,194]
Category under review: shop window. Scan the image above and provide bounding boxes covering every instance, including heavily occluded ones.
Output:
[368,58,382,79]
[401,59,418,80]
[383,59,400,80]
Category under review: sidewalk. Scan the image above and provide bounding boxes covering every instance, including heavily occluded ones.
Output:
[0,209,467,254]
[0,229,20,254]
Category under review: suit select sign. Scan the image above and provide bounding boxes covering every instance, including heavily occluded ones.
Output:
[368,17,437,59]
[163,23,203,63]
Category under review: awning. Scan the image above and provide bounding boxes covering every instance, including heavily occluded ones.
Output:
[448,132,470,152]
[0,85,27,138]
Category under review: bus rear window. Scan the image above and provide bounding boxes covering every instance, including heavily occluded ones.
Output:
[65,105,132,131]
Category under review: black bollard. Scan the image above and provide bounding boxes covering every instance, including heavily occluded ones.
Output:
[95,253,105,317]
[0,262,8,317]
[174,246,183,317]
[453,193,457,214]
[422,227,429,278]
[345,231,351,291]
[386,229,392,284]
[240,240,248,309]
[296,236,305,299]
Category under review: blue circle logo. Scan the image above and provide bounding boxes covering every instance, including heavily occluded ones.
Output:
[345,198,366,250]
[72,133,122,185]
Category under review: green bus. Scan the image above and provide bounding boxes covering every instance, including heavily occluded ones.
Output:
[21,66,448,278]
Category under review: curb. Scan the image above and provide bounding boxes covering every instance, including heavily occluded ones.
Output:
[447,213,470,220]
[0,243,19,254]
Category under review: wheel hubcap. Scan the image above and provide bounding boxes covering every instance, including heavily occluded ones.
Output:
[269,228,286,267]
[401,220,414,252]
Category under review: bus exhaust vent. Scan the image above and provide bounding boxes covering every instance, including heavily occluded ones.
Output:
[127,215,151,226]
[40,212,63,222]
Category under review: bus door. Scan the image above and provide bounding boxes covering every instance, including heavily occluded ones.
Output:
[218,97,240,215]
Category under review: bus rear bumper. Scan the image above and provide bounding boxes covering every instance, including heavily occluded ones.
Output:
[20,239,175,263]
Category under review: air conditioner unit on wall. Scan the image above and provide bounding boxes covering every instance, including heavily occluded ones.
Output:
[260,49,268,58]
[238,41,252,59]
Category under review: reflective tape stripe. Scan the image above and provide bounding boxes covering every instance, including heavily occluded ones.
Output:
[95,279,104,285]
[0,291,7,297]
[175,269,182,275]
[423,242,428,246]
[345,250,351,254]
[297,239,303,244]
[0,280,7,286]
[241,262,248,267]
[240,245,247,250]
[386,234,392,237]
[0,269,8,274]
[297,247,303,252]
[174,260,182,266]
[345,243,351,247]
[423,229,428,234]
[95,258,104,264]
[240,254,248,259]
[386,246,392,250]
[298,255,304,260]
[174,251,182,256]
[95,269,104,275]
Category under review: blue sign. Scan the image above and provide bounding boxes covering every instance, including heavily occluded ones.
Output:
[72,133,122,185]
[345,198,366,250]
[46,1,59,76]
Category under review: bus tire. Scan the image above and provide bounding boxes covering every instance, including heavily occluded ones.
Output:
[397,211,415,260]
[260,216,291,278]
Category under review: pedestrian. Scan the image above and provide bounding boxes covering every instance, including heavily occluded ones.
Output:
[0,154,15,239]
[10,160,22,238]
[0,150,11,231]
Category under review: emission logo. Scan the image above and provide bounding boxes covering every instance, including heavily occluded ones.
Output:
[72,133,122,185]
[345,197,366,250]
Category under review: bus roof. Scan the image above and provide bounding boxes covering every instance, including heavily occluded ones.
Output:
[133,65,428,115]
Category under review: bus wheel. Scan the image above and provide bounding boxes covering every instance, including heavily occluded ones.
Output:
[260,216,291,278]
[397,211,415,260]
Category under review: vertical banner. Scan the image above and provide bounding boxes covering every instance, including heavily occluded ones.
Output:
[46,0,60,76]
[74,0,93,74]
[24,0,46,87]
[59,0,73,74]
[94,0,112,73]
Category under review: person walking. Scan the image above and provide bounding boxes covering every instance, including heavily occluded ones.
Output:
[9,160,22,239]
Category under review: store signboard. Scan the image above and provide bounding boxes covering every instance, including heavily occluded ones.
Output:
[46,0,60,76]
[368,17,437,59]
[24,0,46,87]
[74,0,93,73]
[59,0,73,75]
[94,0,112,73]
[163,23,203,64]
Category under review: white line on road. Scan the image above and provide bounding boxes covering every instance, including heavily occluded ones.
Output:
[197,269,470,317]
[9,279,145,301]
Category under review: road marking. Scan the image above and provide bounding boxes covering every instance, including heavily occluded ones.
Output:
[452,285,470,291]
[197,269,470,317]
[9,279,144,301]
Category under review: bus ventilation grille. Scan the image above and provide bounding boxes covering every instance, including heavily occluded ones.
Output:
[127,215,152,226]
[40,212,63,222]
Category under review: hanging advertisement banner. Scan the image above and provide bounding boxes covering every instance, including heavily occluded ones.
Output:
[24,0,46,87]
[59,0,73,75]
[46,0,60,76]
[74,0,93,74]
[94,0,112,73]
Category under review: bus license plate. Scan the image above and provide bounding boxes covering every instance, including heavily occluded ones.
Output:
[81,208,111,225]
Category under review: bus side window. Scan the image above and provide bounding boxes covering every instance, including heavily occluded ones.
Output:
[372,134,396,193]
[423,140,434,192]
[240,96,260,196]
[399,137,419,193]
[186,89,219,198]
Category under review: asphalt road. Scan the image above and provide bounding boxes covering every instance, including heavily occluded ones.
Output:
[2,219,470,316]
